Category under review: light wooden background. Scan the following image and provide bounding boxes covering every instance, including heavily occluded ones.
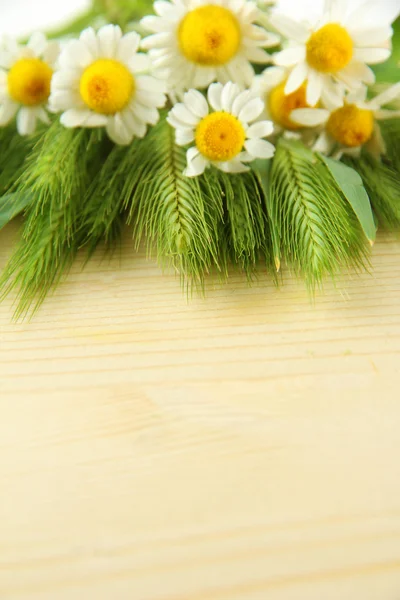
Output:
[1,220,400,600]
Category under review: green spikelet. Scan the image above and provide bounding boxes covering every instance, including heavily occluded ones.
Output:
[0,124,35,196]
[380,119,400,174]
[269,139,370,287]
[203,168,275,277]
[125,114,223,286]
[0,121,107,318]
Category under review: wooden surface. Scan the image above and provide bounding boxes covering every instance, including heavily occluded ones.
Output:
[1,220,400,600]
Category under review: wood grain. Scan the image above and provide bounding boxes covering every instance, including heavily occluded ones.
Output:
[1,220,400,600]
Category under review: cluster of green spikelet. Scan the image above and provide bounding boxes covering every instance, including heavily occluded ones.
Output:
[0,0,399,318]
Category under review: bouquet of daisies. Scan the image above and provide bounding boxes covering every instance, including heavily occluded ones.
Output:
[0,0,399,316]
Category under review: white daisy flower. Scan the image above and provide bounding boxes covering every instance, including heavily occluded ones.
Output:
[270,0,394,106]
[291,82,400,158]
[49,25,167,146]
[0,33,59,135]
[167,81,275,177]
[141,0,280,92]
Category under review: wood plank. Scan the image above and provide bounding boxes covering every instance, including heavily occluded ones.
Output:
[1,221,399,600]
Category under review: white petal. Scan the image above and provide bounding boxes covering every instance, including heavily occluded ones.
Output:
[116,31,141,62]
[79,28,99,60]
[51,70,80,92]
[306,71,323,106]
[121,106,147,137]
[27,32,47,56]
[141,32,173,50]
[187,146,200,163]
[351,26,393,47]
[16,107,37,135]
[244,46,271,63]
[274,46,305,67]
[217,160,249,174]
[258,66,286,90]
[320,81,346,111]
[85,112,110,127]
[375,109,400,120]
[244,138,275,159]
[106,113,133,145]
[167,112,190,130]
[135,89,166,108]
[207,83,223,111]
[370,83,400,109]
[171,103,199,126]
[313,131,334,155]
[0,69,7,99]
[285,62,308,94]
[246,24,279,49]
[238,98,264,123]
[192,66,215,89]
[183,90,208,118]
[246,120,274,139]
[131,101,159,125]
[176,127,195,145]
[354,47,391,65]
[136,74,166,94]
[49,90,83,112]
[338,61,375,88]
[291,108,329,127]
[269,13,310,43]
[140,15,167,33]
[153,0,185,19]
[128,53,151,74]
[237,151,253,162]
[60,40,93,70]
[346,85,368,104]
[60,108,101,128]
[184,148,207,177]
[0,99,18,125]
[0,38,20,68]
[231,90,252,117]
[221,82,240,112]
[97,24,123,58]
[42,41,60,67]
[36,107,50,124]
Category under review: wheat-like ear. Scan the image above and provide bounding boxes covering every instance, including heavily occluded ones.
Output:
[0,122,109,319]
[0,123,35,197]
[122,114,223,287]
[202,168,276,279]
[380,119,400,175]
[269,139,370,288]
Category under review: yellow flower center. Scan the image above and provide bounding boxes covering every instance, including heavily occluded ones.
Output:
[79,59,135,115]
[178,5,241,66]
[327,104,374,147]
[306,23,353,73]
[7,58,53,106]
[268,81,312,130]
[195,111,245,162]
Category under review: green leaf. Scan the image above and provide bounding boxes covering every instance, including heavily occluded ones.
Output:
[0,191,32,231]
[318,154,376,245]
[344,155,400,230]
